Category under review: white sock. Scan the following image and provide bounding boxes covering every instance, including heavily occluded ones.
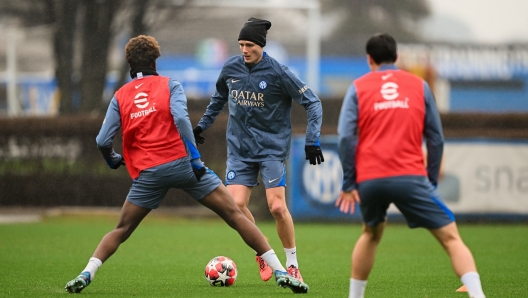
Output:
[461,272,486,298]
[261,249,286,272]
[349,278,367,298]
[284,247,298,268]
[81,257,102,280]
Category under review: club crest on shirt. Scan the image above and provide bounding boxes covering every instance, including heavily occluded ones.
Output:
[258,80,267,90]
[227,170,236,180]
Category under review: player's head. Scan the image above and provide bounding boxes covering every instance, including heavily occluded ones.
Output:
[125,35,161,69]
[366,33,397,66]
[238,17,271,64]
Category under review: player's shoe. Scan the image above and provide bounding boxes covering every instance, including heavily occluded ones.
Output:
[456,285,468,292]
[275,270,309,294]
[65,271,91,293]
[255,256,273,281]
[287,265,304,282]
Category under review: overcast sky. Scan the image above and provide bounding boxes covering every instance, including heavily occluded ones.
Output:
[421,0,528,44]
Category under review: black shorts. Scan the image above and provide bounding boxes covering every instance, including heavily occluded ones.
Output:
[358,175,455,229]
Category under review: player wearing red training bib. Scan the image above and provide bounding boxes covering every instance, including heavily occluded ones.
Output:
[336,33,486,298]
[114,75,186,179]
[354,69,428,182]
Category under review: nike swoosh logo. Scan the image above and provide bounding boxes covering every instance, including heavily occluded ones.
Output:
[268,178,280,183]
[135,83,144,89]
[381,73,393,80]
[232,79,240,83]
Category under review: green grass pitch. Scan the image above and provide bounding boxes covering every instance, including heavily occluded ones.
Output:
[0,214,526,297]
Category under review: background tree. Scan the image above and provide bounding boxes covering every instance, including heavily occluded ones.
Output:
[321,0,430,55]
[112,0,192,94]
[53,0,79,114]
[79,0,121,113]
[0,0,190,115]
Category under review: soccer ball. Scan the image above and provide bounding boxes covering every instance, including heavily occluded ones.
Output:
[204,256,238,287]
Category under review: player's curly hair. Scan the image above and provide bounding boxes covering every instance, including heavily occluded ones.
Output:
[125,35,161,68]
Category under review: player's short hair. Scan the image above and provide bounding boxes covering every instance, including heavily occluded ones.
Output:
[125,35,161,68]
[366,33,397,64]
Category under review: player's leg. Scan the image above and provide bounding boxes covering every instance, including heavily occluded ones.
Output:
[348,178,392,298]
[260,161,293,248]
[227,184,275,281]
[225,159,258,222]
[265,186,303,279]
[351,222,386,280]
[261,160,302,280]
[429,223,485,297]
[227,184,254,222]
[265,186,295,249]
[392,176,485,298]
[347,222,385,298]
[224,159,276,281]
[202,185,275,254]
[92,201,151,262]
[65,201,151,293]
[65,162,170,293]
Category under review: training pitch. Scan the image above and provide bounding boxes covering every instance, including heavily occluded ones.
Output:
[0,213,526,297]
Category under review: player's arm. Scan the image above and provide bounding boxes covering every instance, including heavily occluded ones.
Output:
[95,96,125,169]
[281,66,324,165]
[336,84,360,214]
[168,80,206,180]
[423,82,444,187]
[195,68,229,135]
[337,84,359,192]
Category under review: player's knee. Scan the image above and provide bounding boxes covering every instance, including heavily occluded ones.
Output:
[113,225,135,243]
[268,200,288,218]
[363,224,384,242]
[233,199,246,210]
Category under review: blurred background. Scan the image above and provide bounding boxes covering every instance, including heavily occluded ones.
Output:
[0,0,527,221]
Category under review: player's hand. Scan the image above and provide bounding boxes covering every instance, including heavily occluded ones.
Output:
[193,126,205,144]
[305,145,324,165]
[191,159,207,181]
[110,155,125,170]
[335,190,360,215]
[192,166,206,181]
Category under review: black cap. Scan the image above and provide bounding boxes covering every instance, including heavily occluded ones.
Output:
[238,17,272,47]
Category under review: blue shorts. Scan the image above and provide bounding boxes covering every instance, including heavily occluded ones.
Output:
[358,175,455,229]
[126,157,222,209]
[225,159,286,189]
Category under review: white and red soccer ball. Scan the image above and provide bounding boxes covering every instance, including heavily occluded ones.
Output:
[204,256,238,287]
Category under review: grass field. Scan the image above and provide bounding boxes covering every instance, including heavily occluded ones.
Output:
[0,214,526,297]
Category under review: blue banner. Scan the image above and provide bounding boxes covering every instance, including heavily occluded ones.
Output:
[287,135,361,221]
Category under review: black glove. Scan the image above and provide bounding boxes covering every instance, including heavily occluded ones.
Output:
[305,145,324,165]
[192,166,207,181]
[100,147,125,170]
[193,126,205,144]
[111,157,125,170]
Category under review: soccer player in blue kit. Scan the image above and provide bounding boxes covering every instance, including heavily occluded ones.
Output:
[64,35,308,294]
[193,17,324,283]
[335,33,485,298]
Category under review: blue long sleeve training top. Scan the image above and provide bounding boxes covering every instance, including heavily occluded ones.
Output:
[197,53,323,161]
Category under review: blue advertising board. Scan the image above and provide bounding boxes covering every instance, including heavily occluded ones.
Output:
[287,135,361,221]
[288,135,528,222]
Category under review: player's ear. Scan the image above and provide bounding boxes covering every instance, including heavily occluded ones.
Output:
[367,55,375,71]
